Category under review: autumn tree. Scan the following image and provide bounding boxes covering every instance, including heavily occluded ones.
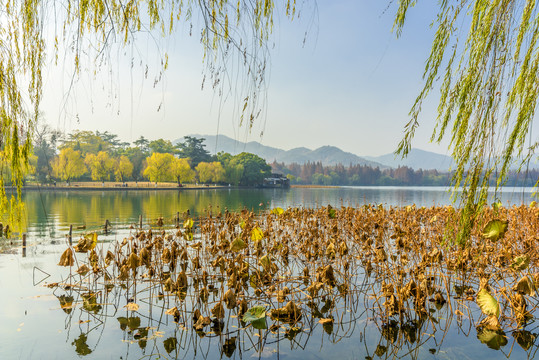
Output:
[196,162,226,184]
[51,148,87,184]
[84,152,116,182]
[170,157,195,185]
[143,153,174,183]
[115,156,134,183]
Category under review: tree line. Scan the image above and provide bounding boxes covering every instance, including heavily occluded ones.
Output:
[13,126,536,188]
[28,127,272,186]
[270,161,538,187]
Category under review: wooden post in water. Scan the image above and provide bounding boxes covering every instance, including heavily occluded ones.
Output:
[139,215,143,230]
[22,233,26,258]
[68,225,73,246]
[176,212,180,227]
[104,219,111,234]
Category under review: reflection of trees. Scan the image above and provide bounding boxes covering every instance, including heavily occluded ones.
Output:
[46,204,539,358]
[23,189,272,233]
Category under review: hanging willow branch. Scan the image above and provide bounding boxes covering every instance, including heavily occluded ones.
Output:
[0,0,299,225]
[394,0,539,245]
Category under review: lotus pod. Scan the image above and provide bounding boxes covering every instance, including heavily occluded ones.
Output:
[58,248,75,267]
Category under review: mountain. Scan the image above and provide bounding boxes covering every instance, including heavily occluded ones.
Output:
[176,134,386,168]
[365,149,455,171]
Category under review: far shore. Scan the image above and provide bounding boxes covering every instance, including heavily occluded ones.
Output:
[7,181,299,191]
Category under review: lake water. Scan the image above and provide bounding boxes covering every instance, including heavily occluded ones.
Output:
[0,186,537,360]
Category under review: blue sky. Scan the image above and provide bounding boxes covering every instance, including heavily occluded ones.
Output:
[42,1,452,156]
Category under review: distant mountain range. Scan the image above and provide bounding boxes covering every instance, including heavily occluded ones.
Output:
[180,134,388,168]
[175,134,537,172]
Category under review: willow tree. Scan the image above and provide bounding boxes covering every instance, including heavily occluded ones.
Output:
[394,1,539,244]
[0,0,299,223]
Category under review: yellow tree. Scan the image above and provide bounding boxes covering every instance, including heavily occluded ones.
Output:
[170,157,195,186]
[51,148,87,184]
[143,153,173,183]
[196,162,213,184]
[196,162,226,184]
[115,156,134,183]
[85,151,116,182]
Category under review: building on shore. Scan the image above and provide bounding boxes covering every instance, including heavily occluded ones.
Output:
[262,173,290,188]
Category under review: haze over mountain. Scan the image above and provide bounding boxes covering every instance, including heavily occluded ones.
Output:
[174,134,464,171]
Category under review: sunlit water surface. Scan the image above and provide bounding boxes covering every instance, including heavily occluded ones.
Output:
[0,187,537,360]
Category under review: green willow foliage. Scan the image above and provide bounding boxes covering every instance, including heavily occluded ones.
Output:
[394,0,539,244]
[0,0,298,225]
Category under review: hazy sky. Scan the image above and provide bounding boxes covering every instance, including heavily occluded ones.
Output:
[41,1,453,156]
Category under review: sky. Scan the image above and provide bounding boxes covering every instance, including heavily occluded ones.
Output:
[41,1,453,157]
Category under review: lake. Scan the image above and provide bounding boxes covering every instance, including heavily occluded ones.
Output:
[0,186,537,359]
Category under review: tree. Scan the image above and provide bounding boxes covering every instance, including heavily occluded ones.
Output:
[170,157,195,185]
[33,124,60,183]
[176,136,212,167]
[394,1,539,243]
[115,156,134,183]
[196,161,226,184]
[84,151,116,182]
[133,136,150,153]
[149,139,177,154]
[229,152,271,186]
[216,152,244,185]
[61,131,111,155]
[123,147,148,183]
[143,153,174,183]
[51,148,87,184]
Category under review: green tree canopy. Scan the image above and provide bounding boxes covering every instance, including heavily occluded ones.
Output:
[149,139,177,154]
[175,136,212,167]
[230,152,271,186]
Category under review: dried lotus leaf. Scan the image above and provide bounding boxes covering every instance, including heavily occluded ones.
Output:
[58,248,75,267]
